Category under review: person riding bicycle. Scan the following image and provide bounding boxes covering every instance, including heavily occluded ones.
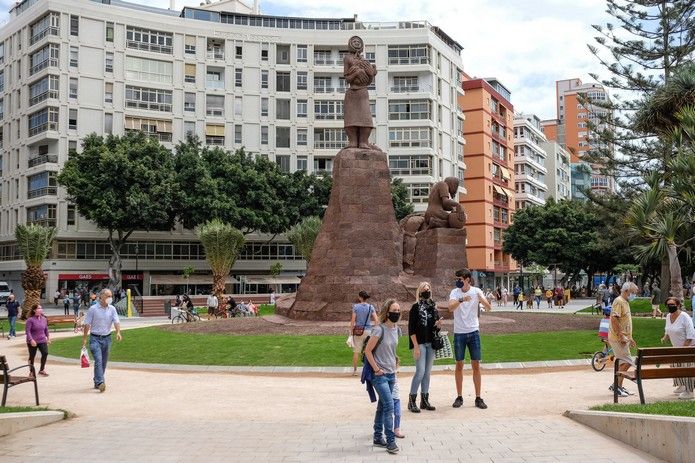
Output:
[598,306,611,355]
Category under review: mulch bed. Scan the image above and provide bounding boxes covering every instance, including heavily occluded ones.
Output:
[159,312,600,336]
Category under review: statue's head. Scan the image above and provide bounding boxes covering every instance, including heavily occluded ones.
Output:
[444,177,459,197]
[348,35,364,53]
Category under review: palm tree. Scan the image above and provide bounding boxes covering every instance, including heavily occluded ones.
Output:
[286,216,322,263]
[197,220,245,301]
[15,224,57,319]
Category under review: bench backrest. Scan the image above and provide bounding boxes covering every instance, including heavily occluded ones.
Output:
[0,355,7,374]
[637,346,695,366]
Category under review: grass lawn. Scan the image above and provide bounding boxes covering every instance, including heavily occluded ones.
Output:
[576,298,692,314]
[49,318,666,367]
[591,401,695,418]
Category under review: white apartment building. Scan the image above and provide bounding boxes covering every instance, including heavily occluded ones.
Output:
[513,113,548,210]
[540,140,571,201]
[0,0,465,299]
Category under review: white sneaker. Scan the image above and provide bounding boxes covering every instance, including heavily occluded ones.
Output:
[609,385,629,397]
[678,391,694,400]
[674,385,686,394]
[620,386,633,396]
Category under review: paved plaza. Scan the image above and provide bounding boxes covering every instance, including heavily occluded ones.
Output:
[0,323,671,463]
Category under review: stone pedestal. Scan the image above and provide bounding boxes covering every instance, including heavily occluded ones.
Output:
[413,228,468,301]
[280,147,412,320]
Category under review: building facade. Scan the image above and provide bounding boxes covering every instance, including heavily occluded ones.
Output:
[0,0,465,299]
[540,140,571,201]
[513,113,548,210]
[459,75,515,290]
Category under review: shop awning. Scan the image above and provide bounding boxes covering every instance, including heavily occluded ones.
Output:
[243,276,301,285]
[59,273,142,281]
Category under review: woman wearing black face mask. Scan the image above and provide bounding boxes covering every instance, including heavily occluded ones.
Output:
[661,297,695,400]
[407,282,441,413]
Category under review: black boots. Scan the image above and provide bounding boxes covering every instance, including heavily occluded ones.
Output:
[407,394,420,413]
[420,393,436,411]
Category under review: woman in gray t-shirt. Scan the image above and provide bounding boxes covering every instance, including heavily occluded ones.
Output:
[364,299,401,454]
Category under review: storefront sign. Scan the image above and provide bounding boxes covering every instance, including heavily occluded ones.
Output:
[58,273,143,281]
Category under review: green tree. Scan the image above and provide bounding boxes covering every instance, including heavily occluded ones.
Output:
[15,224,56,319]
[390,178,415,220]
[197,220,245,301]
[286,216,322,263]
[57,132,176,291]
[182,265,195,295]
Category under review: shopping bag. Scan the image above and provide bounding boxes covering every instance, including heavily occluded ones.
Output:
[434,331,453,360]
[80,347,90,368]
[346,335,355,348]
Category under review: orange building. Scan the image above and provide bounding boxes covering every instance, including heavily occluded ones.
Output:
[459,75,516,289]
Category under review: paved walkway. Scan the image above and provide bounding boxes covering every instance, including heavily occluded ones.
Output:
[0,332,671,462]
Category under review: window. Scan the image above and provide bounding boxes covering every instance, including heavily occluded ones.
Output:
[69,109,78,130]
[314,76,332,92]
[206,68,223,89]
[205,124,224,146]
[388,100,430,120]
[314,100,343,120]
[69,46,78,67]
[261,98,268,117]
[105,52,114,72]
[126,117,173,142]
[276,154,290,172]
[276,72,290,92]
[69,78,78,99]
[388,155,432,176]
[314,50,332,65]
[67,205,76,226]
[234,96,242,117]
[276,99,290,120]
[185,36,196,55]
[28,107,59,136]
[30,12,60,45]
[388,127,431,148]
[297,71,307,90]
[234,124,242,144]
[206,94,224,116]
[235,46,242,59]
[29,75,59,106]
[388,44,429,65]
[314,158,333,174]
[297,45,307,63]
[30,44,59,75]
[105,22,114,42]
[297,99,307,118]
[184,121,196,138]
[206,39,224,60]
[0,98,3,120]
[126,26,173,54]
[27,205,56,227]
[261,43,268,61]
[261,70,268,89]
[261,126,268,145]
[70,15,79,36]
[235,68,242,87]
[68,140,77,154]
[0,70,3,93]
[406,183,430,203]
[297,128,307,146]
[392,76,418,92]
[184,92,195,112]
[125,57,173,84]
[314,128,347,149]
[104,82,113,103]
[126,86,173,112]
[184,63,196,83]
[104,113,113,134]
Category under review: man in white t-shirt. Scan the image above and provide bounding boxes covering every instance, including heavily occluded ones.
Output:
[448,268,492,409]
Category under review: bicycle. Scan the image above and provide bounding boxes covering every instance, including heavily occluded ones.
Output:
[591,343,614,371]
[171,307,201,324]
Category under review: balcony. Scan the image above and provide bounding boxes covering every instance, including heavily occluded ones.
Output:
[493,197,508,208]
[206,108,224,117]
[314,58,339,66]
[126,40,172,54]
[390,85,421,93]
[28,154,58,168]
[314,86,335,93]
[29,89,59,107]
[205,136,225,146]
[29,121,58,137]
[27,218,56,227]
[30,58,59,76]
[28,186,57,199]
[206,50,224,61]
[388,56,429,65]
[494,261,510,272]
[30,26,59,46]
[494,240,503,250]
[205,80,224,90]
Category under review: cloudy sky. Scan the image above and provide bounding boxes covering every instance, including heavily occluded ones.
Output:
[0,0,612,118]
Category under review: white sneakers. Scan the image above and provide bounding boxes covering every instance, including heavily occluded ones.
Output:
[678,390,694,400]
[674,385,686,394]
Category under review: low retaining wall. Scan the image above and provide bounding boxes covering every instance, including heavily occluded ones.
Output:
[565,410,695,463]
[0,411,65,437]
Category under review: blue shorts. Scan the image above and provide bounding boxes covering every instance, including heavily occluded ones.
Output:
[454,331,482,362]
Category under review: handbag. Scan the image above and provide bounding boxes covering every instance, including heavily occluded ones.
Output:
[432,331,445,350]
[80,347,90,368]
[352,305,371,336]
[434,331,453,360]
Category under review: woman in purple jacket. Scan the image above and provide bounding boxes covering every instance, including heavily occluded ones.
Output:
[25,304,50,376]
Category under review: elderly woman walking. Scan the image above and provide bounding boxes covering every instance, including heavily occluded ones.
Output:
[408,282,441,413]
[661,297,695,400]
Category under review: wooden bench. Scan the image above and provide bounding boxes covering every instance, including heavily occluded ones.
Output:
[45,315,76,332]
[1,354,39,407]
[614,346,695,404]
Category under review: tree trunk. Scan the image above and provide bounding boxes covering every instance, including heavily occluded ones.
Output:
[212,272,225,304]
[666,244,684,301]
[107,230,132,292]
[20,289,42,320]
[659,255,670,305]
[586,271,594,296]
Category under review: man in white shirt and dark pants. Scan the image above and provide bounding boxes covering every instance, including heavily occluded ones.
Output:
[207,293,219,320]
[449,268,492,409]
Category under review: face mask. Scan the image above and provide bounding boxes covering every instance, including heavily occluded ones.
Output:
[387,312,401,323]
[105,297,113,305]
[667,304,678,313]
[628,294,636,301]
[420,291,431,300]
[455,280,464,289]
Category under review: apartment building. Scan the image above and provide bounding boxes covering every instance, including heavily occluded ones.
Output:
[0,0,465,299]
[513,113,548,210]
[540,140,571,201]
[459,75,515,290]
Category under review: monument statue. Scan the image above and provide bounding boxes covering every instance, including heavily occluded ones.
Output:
[344,35,377,149]
[424,177,466,229]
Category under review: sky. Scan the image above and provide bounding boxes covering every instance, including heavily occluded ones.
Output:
[0,0,613,119]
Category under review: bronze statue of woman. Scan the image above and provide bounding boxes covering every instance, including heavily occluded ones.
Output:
[343,35,377,149]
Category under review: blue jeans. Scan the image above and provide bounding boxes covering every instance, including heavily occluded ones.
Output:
[8,316,17,337]
[393,398,401,429]
[409,342,435,395]
[372,373,396,445]
[89,335,112,386]
[454,331,482,361]
[535,296,541,308]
